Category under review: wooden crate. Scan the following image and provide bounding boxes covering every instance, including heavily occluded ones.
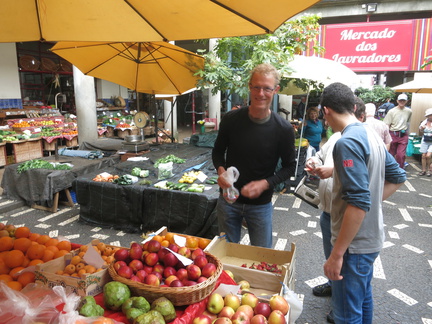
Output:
[65,137,78,147]
[117,129,131,139]
[105,126,115,138]
[0,143,6,167]
[43,140,57,151]
[12,139,43,163]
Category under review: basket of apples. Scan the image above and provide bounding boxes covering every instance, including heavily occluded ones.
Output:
[108,238,222,306]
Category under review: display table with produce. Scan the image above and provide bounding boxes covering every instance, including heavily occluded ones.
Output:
[74,144,220,238]
[1,155,120,209]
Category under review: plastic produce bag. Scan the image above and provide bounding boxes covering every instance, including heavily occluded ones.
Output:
[221,166,240,204]
[158,161,174,180]
[281,283,303,324]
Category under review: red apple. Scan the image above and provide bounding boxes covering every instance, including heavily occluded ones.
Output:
[114,248,130,262]
[254,302,272,318]
[129,244,143,260]
[158,248,169,260]
[267,310,286,324]
[151,271,163,281]
[130,275,141,282]
[144,273,160,286]
[117,265,133,279]
[164,275,179,286]
[202,310,217,322]
[168,243,179,253]
[143,265,153,274]
[136,269,148,282]
[144,252,159,266]
[194,255,208,269]
[232,311,251,324]
[186,264,202,281]
[163,266,177,278]
[142,241,149,251]
[176,268,188,281]
[147,240,162,253]
[163,252,179,267]
[113,260,127,272]
[153,263,165,274]
[202,263,217,278]
[241,293,259,309]
[219,306,235,319]
[129,259,144,273]
[250,314,268,324]
[224,293,241,311]
[193,314,212,324]
[191,248,205,260]
[269,296,289,315]
[236,305,254,320]
[197,276,207,283]
[213,318,232,324]
[182,280,197,286]
[170,280,184,287]
[178,246,191,258]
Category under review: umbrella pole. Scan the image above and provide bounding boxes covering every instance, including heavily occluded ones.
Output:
[293,84,311,179]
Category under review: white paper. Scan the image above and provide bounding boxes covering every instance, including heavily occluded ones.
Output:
[127,157,149,161]
[83,243,105,269]
[173,235,187,247]
[164,247,193,266]
[213,283,241,297]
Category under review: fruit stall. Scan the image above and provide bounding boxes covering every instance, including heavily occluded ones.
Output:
[0,224,297,324]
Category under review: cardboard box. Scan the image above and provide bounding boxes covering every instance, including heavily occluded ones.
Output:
[34,241,112,297]
[205,236,296,293]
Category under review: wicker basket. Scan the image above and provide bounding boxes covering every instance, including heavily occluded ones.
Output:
[108,252,222,306]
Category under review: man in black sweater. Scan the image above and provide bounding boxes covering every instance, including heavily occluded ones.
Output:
[212,63,296,248]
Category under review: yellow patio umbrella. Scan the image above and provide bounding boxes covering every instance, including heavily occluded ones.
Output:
[50,41,204,95]
[1,0,321,42]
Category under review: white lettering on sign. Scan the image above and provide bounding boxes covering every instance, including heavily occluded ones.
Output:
[332,53,401,64]
[340,28,397,40]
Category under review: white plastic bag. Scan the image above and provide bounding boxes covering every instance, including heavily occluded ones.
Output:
[158,161,174,180]
[282,283,303,324]
[221,166,240,204]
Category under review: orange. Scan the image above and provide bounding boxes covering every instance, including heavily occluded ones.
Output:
[64,264,76,275]
[7,280,22,291]
[185,236,199,249]
[14,226,30,239]
[21,256,30,268]
[54,250,69,259]
[36,234,51,245]
[57,240,72,252]
[165,232,176,244]
[96,242,106,252]
[13,237,32,253]
[84,265,96,274]
[0,237,14,252]
[75,262,86,271]
[5,250,25,268]
[17,271,35,287]
[152,235,164,243]
[71,255,82,265]
[9,266,25,279]
[45,238,59,247]
[28,259,44,266]
[0,274,13,283]
[28,233,41,242]
[0,259,11,275]
[79,245,88,252]
[198,238,211,250]
[42,249,55,262]
[161,240,170,247]
[103,247,113,256]
[92,317,114,324]
[46,245,60,254]
[27,244,46,260]
[77,269,86,276]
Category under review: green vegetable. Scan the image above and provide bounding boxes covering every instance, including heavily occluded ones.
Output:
[139,179,152,186]
[113,174,134,185]
[17,159,73,173]
[205,176,219,184]
[140,170,149,178]
[187,184,205,193]
[103,281,131,311]
[154,154,186,168]
[131,167,142,177]
[122,296,151,322]
[78,296,105,317]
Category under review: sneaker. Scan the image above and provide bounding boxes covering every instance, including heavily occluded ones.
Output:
[327,310,335,323]
[312,282,332,297]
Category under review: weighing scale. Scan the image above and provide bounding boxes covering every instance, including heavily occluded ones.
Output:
[121,112,150,153]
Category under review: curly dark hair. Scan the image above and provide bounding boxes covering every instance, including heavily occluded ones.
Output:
[320,82,355,114]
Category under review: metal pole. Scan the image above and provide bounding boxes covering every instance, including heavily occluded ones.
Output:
[192,92,196,134]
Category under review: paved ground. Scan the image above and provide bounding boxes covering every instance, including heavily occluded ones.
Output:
[0,156,431,323]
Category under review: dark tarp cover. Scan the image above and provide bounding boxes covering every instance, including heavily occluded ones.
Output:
[74,143,220,238]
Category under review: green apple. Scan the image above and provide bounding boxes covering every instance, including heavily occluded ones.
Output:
[207,292,224,314]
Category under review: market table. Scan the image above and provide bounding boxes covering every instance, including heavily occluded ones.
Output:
[73,143,220,238]
[1,155,120,209]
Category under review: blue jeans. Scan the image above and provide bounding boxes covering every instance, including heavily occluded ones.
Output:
[332,251,379,324]
[320,211,332,260]
[216,196,273,248]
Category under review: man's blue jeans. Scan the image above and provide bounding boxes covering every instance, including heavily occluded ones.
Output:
[332,251,379,324]
[216,196,273,248]
[320,211,332,287]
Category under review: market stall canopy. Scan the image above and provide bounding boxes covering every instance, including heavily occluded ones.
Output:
[392,79,432,93]
[280,55,361,95]
[50,41,204,95]
[0,0,322,42]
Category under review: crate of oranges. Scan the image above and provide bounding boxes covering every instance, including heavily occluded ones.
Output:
[34,239,120,297]
[142,226,212,250]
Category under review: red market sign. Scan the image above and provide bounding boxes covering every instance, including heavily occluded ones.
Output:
[322,20,415,72]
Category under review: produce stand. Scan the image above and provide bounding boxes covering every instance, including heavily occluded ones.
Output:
[9,137,43,163]
[1,155,120,209]
[0,142,8,167]
[74,144,220,238]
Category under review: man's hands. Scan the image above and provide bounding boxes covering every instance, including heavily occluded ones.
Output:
[324,254,343,281]
[241,179,269,199]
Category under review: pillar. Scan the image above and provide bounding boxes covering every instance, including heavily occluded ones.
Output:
[164,99,178,140]
[73,66,98,144]
[208,38,221,127]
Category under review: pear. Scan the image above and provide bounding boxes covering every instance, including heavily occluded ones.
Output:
[151,297,176,323]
